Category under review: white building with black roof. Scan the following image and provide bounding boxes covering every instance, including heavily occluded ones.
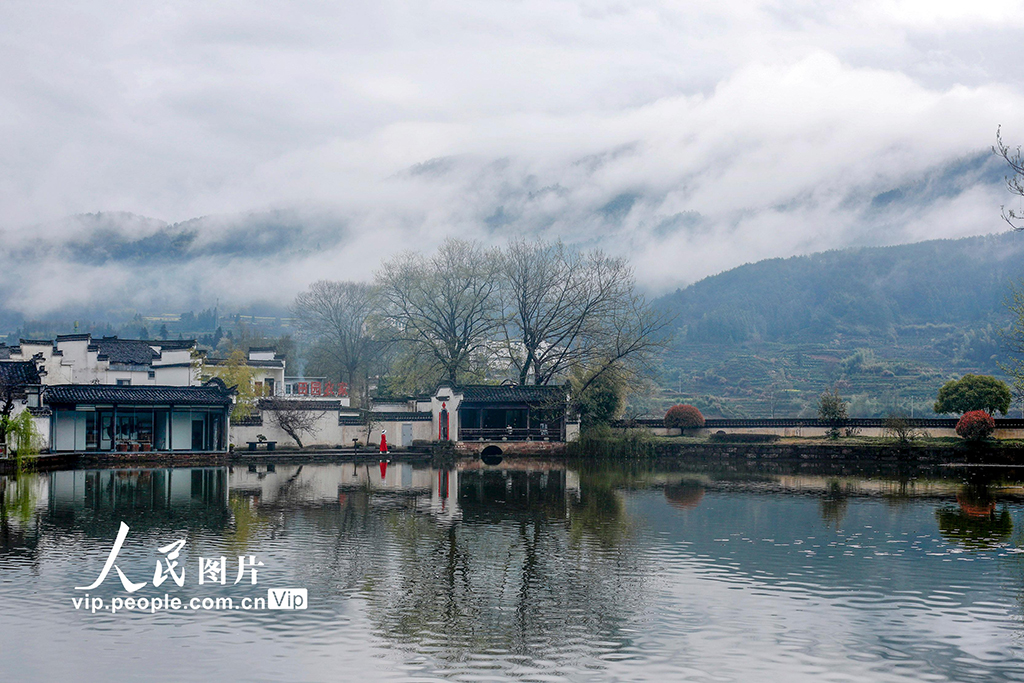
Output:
[45,380,233,453]
[1,334,200,386]
[432,383,577,444]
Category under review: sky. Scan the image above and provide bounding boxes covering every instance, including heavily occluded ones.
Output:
[2,0,1024,314]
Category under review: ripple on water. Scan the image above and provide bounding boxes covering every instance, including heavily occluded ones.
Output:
[2,467,1024,682]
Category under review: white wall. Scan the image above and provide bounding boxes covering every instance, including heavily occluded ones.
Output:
[431,391,461,441]
[53,411,86,451]
[153,365,193,386]
[230,412,434,448]
[171,411,193,450]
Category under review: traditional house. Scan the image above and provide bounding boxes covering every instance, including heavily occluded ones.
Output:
[204,347,287,398]
[431,383,577,443]
[0,335,199,386]
[45,380,234,452]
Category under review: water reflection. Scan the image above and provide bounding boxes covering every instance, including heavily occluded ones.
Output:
[936,476,1015,550]
[0,457,1023,682]
[663,479,705,511]
[820,479,851,529]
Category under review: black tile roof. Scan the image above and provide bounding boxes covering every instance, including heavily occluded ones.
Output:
[258,399,345,411]
[457,384,567,404]
[153,339,197,350]
[55,333,92,341]
[338,411,432,425]
[207,357,284,368]
[94,337,160,365]
[0,361,42,387]
[44,384,233,406]
[372,411,433,421]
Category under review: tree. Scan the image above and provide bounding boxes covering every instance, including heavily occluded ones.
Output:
[664,404,705,429]
[498,239,670,394]
[817,387,848,439]
[994,126,1024,229]
[263,398,324,448]
[883,412,922,444]
[933,374,1011,416]
[376,238,502,385]
[206,349,259,421]
[0,361,39,452]
[571,366,625,428]
[293,280,381,406]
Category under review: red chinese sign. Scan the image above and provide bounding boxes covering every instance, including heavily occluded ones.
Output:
[289,380,348,397]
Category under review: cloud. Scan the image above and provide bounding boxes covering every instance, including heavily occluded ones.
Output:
[1,1,1023,316]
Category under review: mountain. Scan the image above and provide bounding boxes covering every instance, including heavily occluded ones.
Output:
[650,233,1024,419]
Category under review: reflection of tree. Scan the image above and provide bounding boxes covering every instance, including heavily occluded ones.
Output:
[882,477,915,509]
[664,479,705,511]
[569,469,632,548]
[936,482,1013,550]
[0,471,41,554]
[820,479,850,530]
[225,494,272,555]
[283,466,648,672]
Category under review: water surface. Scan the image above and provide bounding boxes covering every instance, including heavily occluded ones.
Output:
[1,457,1023,682]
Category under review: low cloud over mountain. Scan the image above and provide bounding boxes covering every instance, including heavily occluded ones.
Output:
[2,2,1023,316]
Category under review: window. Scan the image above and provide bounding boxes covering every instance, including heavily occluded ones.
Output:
[460,408,480,429]
[116,379,131,386]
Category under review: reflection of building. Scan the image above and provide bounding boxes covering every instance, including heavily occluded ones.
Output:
[48,467,229,531]
[225,460,578,526]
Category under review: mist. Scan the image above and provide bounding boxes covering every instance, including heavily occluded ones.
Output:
[2,1,1023,316]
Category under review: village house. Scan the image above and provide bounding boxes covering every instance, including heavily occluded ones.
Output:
[0,335,233,453]
[2,336,579,454]
[203,346,287,397]
[0,334,199,386]
[230,381,579,452]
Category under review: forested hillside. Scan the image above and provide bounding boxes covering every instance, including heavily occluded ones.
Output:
[651,233,1024,418]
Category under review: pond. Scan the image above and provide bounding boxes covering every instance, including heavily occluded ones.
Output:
[1,457,1023,682]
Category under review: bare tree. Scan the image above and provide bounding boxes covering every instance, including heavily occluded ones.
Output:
[263,398,325,448]
[883,412,922,444]
[499,239,671,391]
[293,280,381,406]
[376,238,502,385]
[995,125,1024,229]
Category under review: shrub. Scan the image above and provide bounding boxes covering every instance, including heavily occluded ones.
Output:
[955,410,995,441]
[883,413,922,444]
[664,404,705,429]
